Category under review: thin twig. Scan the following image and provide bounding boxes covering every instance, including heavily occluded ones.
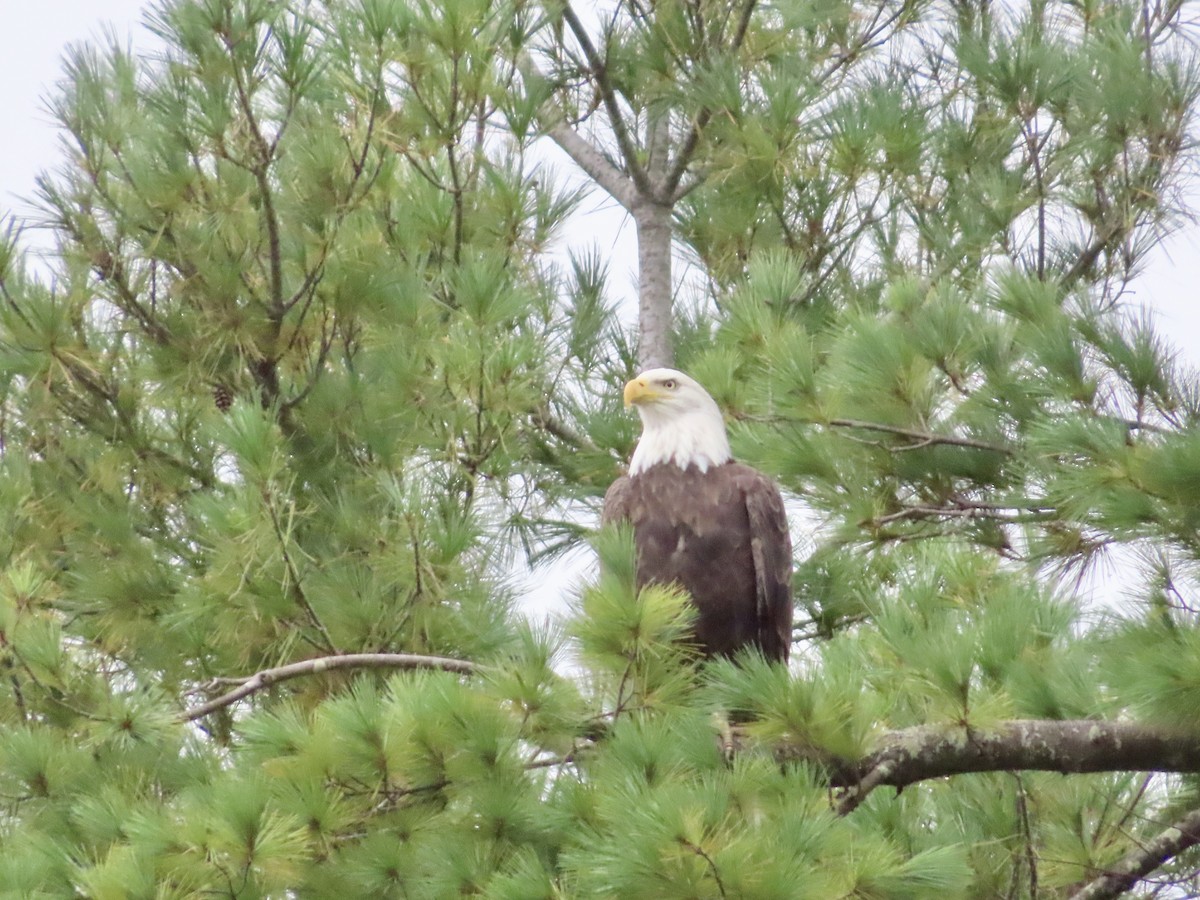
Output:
[1069,807,1200,900]
[663,0,758,199]
[263,491,340,654]
[736,413,1013,454]
[827,418,1012,453]
[681,838,729,899]
[560,2,652,196]
[871,502,1054,527]
[181,652,478,721]
[1013,773,1040,898]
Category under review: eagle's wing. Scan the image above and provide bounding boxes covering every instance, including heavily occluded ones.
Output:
[601,474,633,527]
[743,474,793,662]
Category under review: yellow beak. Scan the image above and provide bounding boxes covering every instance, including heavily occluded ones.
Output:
[624,377,656,408]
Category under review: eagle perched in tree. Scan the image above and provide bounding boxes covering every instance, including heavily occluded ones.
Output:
[602,369,793,662]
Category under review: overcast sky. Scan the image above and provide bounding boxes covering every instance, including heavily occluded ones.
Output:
[2,2,150,225]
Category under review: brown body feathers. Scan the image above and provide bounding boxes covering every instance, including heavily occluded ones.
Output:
[603,460,793,662]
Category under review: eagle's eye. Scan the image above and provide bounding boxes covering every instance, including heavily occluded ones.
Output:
[662,379,677,390]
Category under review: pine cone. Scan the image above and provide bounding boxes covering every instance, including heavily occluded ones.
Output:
[213,384,233,412]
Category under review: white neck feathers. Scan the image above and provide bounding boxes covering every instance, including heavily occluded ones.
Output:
[629,404,732,475]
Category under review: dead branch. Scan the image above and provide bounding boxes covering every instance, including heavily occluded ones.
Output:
[181,652,479,722]
[827,418,1012,454]
[1068,806,1200,900]
[816,720,1200,816]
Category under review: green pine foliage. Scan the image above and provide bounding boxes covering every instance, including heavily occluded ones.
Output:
[2,0,1200,895]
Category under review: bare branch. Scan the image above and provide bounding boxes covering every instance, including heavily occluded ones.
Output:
[263,490,340,654]
[827,418,1012,454]
[181,653,479,722]
[533,403,599,452]
[820,720,1200,815]
[646,108,672,189]
[750,413,1169,454]
[664,0,758,199]
[545,119,638,208]
[559,2,652,196]
[517,53,636,207]
[221,30,283,313]
[738,413,1013,454]
[1068,807,1200,900]
[870,501,1054,527]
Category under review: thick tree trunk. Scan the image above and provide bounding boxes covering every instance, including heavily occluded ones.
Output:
[632,196,675,370]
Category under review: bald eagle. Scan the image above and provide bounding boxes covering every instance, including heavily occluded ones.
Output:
[602,368,793,662]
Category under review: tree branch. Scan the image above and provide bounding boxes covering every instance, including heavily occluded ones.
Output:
[737,413,1014,454]
[827,418,1012,454]
[646,107,672,193]
[221,31,284,314]
[517,53,637,208]
[870,501,1054,527]
[533,403,599,452]
[663,0,758,200]
[820,720,1200,815]
[1068,806,1200,900]
[181,652,478,721]
[559,2,653,196]
[263,490,340,654]
[544,119,638,208]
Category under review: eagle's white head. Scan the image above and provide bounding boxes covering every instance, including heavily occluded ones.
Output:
[624,368,732,475]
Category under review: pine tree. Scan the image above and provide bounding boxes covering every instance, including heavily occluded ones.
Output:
[1,0,1200,896]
